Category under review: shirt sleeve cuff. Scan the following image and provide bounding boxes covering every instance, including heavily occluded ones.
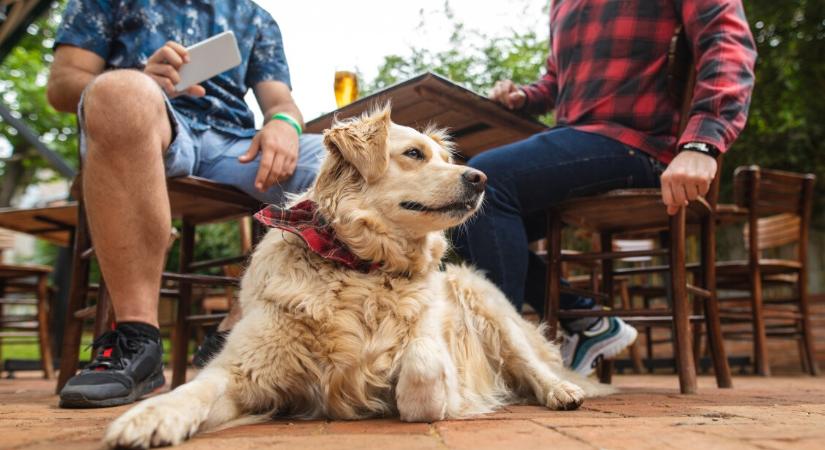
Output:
[678,114,732,154]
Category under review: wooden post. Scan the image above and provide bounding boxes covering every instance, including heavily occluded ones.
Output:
[36,273,55,380]
[598,232,614,384]
[56,202,92,393]
[670,207,697,394]
[545,210,563,341]
[172,221,195,388]
[747,170,770,376]
[797,176,819,375]
[701,214,732,388]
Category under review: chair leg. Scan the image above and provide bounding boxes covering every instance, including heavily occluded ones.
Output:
[701,216,732,388]
[36,274,55,380]
[749,267,771,376]
[172,221,196,388]
[644,295,655,373]
[669,208,697,394]
[544,211,563,341]
[598,359,613,383]
[619,281,644,374]
[56,205,92,394]
[692,297,703,371]
[797,277,820,375]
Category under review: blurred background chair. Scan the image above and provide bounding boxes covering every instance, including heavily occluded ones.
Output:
[0,228,54,379]
[715,166,818,376]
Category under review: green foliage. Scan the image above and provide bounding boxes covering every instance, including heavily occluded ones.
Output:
[0,3,77,194]
[365,1,825,225]
[365,3,548,97]
[720,1,825,223]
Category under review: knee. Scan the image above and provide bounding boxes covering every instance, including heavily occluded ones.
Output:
[82,70,166,146]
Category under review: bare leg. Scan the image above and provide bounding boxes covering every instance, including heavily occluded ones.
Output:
[82,70,173,327]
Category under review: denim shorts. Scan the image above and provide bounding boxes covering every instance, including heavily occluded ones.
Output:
[78,93,325,205]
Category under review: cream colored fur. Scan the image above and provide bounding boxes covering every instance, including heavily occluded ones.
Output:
[104,106,613,449]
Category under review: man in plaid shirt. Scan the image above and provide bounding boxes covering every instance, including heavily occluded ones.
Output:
[455,0,756,375]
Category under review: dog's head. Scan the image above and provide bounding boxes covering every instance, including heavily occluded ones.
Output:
[311,105,486,274]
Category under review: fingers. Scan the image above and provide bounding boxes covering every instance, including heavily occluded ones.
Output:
[145,63,181,85]
[146,74,176,96]
[508,90,526,110]
[255,140,275,192]
[264,152,287,190]
[148,45,185,68]
[164,41,190,63]
[185,84,206,97]
[238,134,261,163]
[490,80,520,109]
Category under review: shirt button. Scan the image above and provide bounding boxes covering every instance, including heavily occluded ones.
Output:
[187,28,194,35]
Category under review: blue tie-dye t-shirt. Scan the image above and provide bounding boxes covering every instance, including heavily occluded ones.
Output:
[55,0,290,138]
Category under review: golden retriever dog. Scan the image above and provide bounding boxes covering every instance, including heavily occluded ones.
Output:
[104,106,611,448]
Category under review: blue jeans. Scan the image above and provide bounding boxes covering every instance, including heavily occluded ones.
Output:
[453,127,663,332]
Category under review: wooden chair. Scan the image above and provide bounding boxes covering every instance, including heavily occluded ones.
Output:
[543,26,732,394]
[715,166,818,376]
[56,176,262,393]
[0,229,54,379]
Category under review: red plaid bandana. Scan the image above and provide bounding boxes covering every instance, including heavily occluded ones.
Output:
[253,200,379,273]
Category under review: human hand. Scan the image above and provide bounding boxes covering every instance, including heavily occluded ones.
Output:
[238,119,300,192]
[489,80,527,110]
[660,151,718,215]
[143,41,205,98]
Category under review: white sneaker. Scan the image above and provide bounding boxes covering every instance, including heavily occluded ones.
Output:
[560,317,638,376]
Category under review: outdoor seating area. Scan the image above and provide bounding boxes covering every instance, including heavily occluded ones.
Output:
[1,0,823,449]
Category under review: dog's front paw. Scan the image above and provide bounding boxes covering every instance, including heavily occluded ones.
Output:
[544,381,585,411]
[104,395,202,449]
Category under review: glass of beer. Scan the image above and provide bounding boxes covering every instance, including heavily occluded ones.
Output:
[334,70,359,108]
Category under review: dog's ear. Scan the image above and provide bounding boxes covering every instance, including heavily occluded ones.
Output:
[323,107,391,184]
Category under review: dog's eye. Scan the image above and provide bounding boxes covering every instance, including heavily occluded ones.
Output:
[403,148,425,160]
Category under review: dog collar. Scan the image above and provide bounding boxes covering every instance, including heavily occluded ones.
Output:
[253,200,380,273]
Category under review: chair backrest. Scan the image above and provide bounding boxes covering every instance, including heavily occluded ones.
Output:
[734,166,816,256]
[0,228,14,260]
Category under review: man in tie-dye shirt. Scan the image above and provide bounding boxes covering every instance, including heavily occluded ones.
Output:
[48,0,323,408]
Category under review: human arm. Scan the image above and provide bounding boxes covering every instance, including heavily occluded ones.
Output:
[661,0,757,215]
[238,81,304,192]
[47,46,106,113]
[489,54,559,115]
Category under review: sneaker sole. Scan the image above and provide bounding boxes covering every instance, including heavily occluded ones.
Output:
[572,321,638,377]
[59,370,166,409]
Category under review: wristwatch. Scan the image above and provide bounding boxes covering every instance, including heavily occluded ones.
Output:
[679,142,720,159]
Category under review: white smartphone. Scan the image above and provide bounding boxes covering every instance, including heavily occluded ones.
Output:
[175,31,242,92]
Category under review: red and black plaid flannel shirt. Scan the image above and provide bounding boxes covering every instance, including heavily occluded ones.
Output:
[521,0,757,163]
[254,200,379,273]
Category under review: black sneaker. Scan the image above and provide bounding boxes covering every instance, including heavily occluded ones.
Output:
[59,325,165,408]
[192,330,230,369]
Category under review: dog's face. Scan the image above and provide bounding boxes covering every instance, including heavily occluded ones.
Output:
[317,106,486,237]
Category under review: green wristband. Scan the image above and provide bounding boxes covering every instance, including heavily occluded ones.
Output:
[271,112,303,136]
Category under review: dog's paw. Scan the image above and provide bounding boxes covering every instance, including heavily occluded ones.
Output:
[104,395,201,449]
[397,375,449,422]
[544,381,585,411]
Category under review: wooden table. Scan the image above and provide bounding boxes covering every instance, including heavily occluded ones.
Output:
[0,203,77,247]
[306,72,548,159]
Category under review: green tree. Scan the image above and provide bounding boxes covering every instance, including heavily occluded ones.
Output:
[0,2,77,207]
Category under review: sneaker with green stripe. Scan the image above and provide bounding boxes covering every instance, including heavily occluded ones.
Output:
[561,317,638,376]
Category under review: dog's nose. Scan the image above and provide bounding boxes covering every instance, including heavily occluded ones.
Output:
[462,169,487,193]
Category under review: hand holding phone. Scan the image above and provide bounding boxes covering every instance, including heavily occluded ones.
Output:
[144,31,242,97]
[144,41,205,98]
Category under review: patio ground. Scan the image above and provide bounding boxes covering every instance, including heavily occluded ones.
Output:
[2,372,824,450]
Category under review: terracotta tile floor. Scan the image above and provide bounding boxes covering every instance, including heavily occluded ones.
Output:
[2,371,824,449]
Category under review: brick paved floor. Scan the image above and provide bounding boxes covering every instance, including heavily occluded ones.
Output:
[2,372,824,449]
